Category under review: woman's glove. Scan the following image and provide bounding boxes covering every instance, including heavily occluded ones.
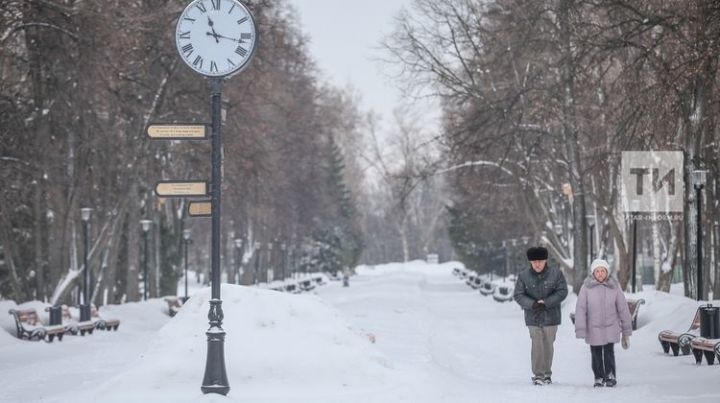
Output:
[621,335,630,350]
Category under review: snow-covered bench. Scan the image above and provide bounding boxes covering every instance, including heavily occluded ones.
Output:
[164,297,183,317]
[45,305,94,336]
[690,337,720,365]
[479,282,496,296]
[658,307,701,356]
[492,285,514,303]
[299,279,316,292]
[570,299,645,331]
[284,283,301,294]
[8,308,66,342]
[313,275,326,286]
[90,304,120,331]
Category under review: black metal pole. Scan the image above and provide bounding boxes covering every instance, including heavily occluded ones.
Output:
[696,185,703,301]
[589,224,595,261]
[631,215,637,294]
[201,77,230,395]
[83,220,89,304]
[143,230,148,301]
[184,239,189,300]
[235,245,241,285]
[254,246,260,284]
[80,219,91,322]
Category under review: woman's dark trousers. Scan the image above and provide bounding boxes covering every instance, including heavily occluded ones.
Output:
[590,343,615,380]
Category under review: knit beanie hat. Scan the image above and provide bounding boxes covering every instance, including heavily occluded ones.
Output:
[590,259,610,274]
[526,246,548,261]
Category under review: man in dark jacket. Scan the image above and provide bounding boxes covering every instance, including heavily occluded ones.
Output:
[513,246,568,385]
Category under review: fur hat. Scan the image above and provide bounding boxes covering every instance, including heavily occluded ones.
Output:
[590,259,610,273]
[526,246,548,261]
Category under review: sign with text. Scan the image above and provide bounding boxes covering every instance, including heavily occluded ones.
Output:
[146,124,208,140]
[621,151,683,213]
[155,181,208,198]
[188,201,212,217]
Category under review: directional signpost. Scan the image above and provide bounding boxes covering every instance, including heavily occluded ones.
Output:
[171,0,258,396]
[154,181,209,198]
[188,201,213,217]
[146,124,209,140]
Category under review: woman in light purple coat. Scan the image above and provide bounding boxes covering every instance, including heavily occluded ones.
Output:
[574,259,632,388]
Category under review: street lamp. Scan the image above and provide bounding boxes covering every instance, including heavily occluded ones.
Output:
[587,215,596,262]
[267,242,273,282]
[80,207,92,322]
[234,238,243,285]
[281,243,287,281]
[692,169,707,301]
[253,242,261,285]
[183,229,192,302]
[630,200,640,293]
[140,219,152,301]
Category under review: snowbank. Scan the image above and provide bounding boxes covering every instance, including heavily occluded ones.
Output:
[59,284,392,402]
[356,260,464,277]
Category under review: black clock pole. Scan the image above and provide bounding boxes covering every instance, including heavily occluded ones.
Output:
[201,77,230,395]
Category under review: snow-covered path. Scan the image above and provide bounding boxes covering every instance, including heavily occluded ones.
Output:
[1,261,719,402]
[316,263,720,402]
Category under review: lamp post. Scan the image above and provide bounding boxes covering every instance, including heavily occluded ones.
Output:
[253,242,261,285]
[692,169,707,301]
[587,215,596,262]
[183,229,192,302]
[281,243,287,281]
[80,207,92,322]
[630,200,639,293]
[267,242,274,282]
[234,238,243,285]
[140,219,152,301]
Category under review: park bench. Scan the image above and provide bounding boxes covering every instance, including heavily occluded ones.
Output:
[452,268,462,277]
[658,307,701,356]
[284,283,300,294]
[299,279,315,292]
[689,337,720,365]
[90,304,120,331]
[470,276,483,290]
[8,308,66,342]
[492,285,514,303]
[479,282,496,296]
[164,296,183,317]
[312,275,326,286]
[45,305,94,336]
[465,273,477,288]
[570,299,645,331]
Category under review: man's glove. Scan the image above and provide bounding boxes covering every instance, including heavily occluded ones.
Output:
[532,301,545,312]
[621,335,630,350]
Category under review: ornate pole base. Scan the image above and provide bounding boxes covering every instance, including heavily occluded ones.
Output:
[201,299,230,395]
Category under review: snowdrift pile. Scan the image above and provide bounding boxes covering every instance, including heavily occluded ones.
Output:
[53,284,392,402]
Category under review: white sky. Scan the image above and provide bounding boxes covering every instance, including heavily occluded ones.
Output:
[287,0,437,133]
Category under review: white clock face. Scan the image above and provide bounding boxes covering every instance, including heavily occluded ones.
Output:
[175,0,257,77]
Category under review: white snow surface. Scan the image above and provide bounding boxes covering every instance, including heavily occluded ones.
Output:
[1,260,719,402]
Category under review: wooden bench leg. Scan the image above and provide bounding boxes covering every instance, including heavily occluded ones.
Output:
[58,333,63,342]
[660,340,670,354]
[670,343,679,356]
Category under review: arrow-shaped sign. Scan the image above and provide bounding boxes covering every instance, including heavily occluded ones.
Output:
[155,181,209,197]
[188,201,212,217]
[146,124,209,140]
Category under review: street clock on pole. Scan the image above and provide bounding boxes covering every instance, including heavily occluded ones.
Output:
[176,0,258,77]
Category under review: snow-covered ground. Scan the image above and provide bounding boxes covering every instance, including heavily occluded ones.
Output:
[1,261,719,402]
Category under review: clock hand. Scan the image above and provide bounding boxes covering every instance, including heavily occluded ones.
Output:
[205,32,244,43]
[207,17,220,43]
[206,32,242,42]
